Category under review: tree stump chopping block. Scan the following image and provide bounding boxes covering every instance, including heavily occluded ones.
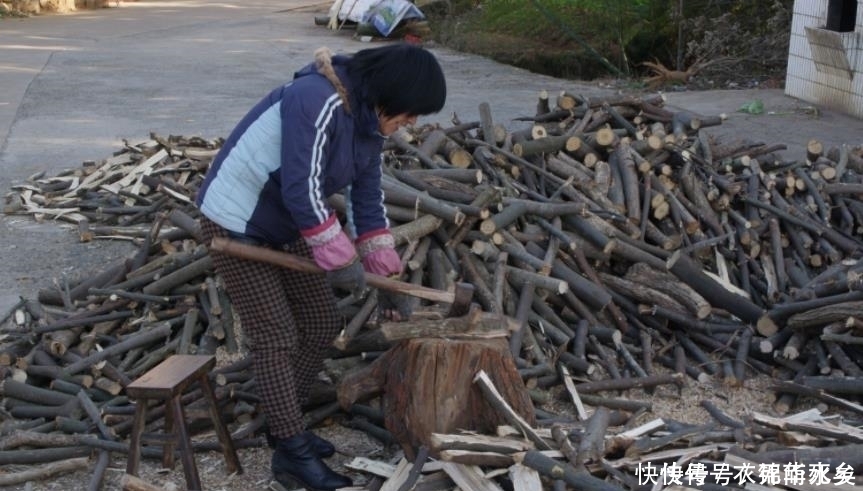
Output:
[338,336,535,460]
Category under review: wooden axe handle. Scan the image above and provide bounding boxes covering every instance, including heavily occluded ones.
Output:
[209,237,456,304]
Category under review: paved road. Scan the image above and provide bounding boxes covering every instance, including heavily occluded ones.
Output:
[1,0,862,317]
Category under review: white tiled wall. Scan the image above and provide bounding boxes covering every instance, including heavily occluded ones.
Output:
[785,0,863,118]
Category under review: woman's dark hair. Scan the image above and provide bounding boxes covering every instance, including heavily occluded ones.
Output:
[347,43,446,117]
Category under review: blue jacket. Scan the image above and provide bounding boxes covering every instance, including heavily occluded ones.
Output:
[196,56,388,246]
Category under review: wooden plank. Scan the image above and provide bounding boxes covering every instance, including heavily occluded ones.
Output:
[116,148,168,188]
[379,457,413,491]
[344,457,397,478]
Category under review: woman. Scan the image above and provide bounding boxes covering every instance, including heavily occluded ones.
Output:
[196,44,446,490]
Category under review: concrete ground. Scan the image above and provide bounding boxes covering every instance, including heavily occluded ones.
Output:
[1,0,862,318]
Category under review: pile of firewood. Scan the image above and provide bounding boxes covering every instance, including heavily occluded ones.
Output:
[1,89,862,490]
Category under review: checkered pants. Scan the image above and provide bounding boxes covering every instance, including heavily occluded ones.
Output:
[200,217,343,438]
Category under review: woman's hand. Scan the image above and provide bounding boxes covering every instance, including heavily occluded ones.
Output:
[378,289,412,321]
[325,259,366,299]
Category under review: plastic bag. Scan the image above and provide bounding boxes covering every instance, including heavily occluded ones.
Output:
[738,99,765,115]
[329,0,379,23]
[362,0,425,37]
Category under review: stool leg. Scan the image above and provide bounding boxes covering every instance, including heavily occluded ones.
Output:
[170,395,202,491]
[199,374,243,474]
[163,398,175,470]
[125,399,148,476]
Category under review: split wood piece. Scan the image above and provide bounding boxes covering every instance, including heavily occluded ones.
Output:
[429,432,533,455]
[558,364,588,420]
[509,463,543,491]
[473,369,548,451]
[208,237,473,315]
[441,462,504,491]
[605,443,726,469]
[344,456,398,479]
[625,421,716,457]
[752,411,863,444]
[338,338,535,460]
[379,449,427,491]
[604,418,665,456]
[438,449,515,467]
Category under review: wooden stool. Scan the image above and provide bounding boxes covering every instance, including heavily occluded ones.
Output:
[126,355,242,490]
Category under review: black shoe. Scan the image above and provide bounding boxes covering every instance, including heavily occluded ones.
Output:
[272,433,352,491]
[305,431,336,458]
[265,428,336,458]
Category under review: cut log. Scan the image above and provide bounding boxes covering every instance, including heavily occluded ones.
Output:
[338,337,535,460]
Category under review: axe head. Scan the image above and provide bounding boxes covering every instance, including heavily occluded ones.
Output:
[446,282,475,317]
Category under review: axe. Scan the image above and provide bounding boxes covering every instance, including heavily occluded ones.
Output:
[209,237,474,317]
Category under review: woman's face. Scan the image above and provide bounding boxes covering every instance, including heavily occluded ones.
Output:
[378,112,418,136]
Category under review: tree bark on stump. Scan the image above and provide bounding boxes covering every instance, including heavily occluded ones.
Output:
[338,337,535,460]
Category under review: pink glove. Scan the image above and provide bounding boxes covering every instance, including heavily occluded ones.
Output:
[357,229,411,321]
[301,215,358,271]
[356,229,401,276]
